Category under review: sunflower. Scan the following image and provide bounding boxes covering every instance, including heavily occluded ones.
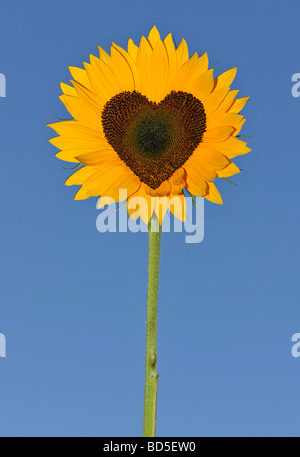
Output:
[48,26,250,224]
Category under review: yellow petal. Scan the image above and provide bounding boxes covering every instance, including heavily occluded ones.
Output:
[147,26,161,48]
[164,33,177,91]
[56,149,103,163]
[128,186,153,224]
[111,43,140,91]
[169,168,185,195]
[229,96,249,113]
[172,52,199,91]
[170,180,185,195]
[85,55,122,101]
[203,126,235,142]
[110,44,136,91]
[226,146,251,159]
[190,145,230,169]
[75,149,119,165]
[185,159,216,181]
[136,36,153,98]
[68,66,93,90]
[60,82,77,96]
[96,168,140,201]
[209,90,239,120]
[98,46,111,66]
[188,68,214,100]
[169,167,185,185]
[215,67,237,90]
[127,38,138,61]
[208,137,250,158]
[145,181,171,197]
[207,113,244,130]
[74,187,91,200]
[203,87,230,116]
[83,163,140,199]
[217,162,240,177]
[169,194,186,222]
[154,196,169,224]
[72,81,104,110]
[65,166,96,186]
[49,134,106,150]
[205,182,223,204]
[184,166,208,196]
[96,173,141,207]
[47,120,98,136]
[194,52,209,76]
[176,38,189,66]
[59,94,102,130]
[150,39,170,102]
[234,118,246,136]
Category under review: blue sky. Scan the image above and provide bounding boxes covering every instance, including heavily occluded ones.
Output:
[0,0,299,437]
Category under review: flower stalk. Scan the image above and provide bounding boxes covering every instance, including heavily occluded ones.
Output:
[143,214,161,437]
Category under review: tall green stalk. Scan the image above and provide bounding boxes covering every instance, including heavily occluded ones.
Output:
[143,214,162,437]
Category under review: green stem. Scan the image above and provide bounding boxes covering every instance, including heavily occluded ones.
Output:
[143,214,162,437]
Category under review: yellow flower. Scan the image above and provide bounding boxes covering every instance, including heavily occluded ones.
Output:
[48,26,250,224]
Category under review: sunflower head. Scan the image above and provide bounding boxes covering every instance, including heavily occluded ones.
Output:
[48,26,250,224]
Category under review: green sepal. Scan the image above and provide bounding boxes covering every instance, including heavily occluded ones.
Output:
[63,163,83,171]
[223,177,238,186]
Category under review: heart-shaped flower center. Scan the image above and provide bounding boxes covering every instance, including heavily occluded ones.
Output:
[102,90,206,189]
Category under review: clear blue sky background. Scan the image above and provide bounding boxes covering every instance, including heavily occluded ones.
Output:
[0,0,299,437]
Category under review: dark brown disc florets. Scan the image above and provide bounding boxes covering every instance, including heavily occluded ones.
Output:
[101,90,206,189]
